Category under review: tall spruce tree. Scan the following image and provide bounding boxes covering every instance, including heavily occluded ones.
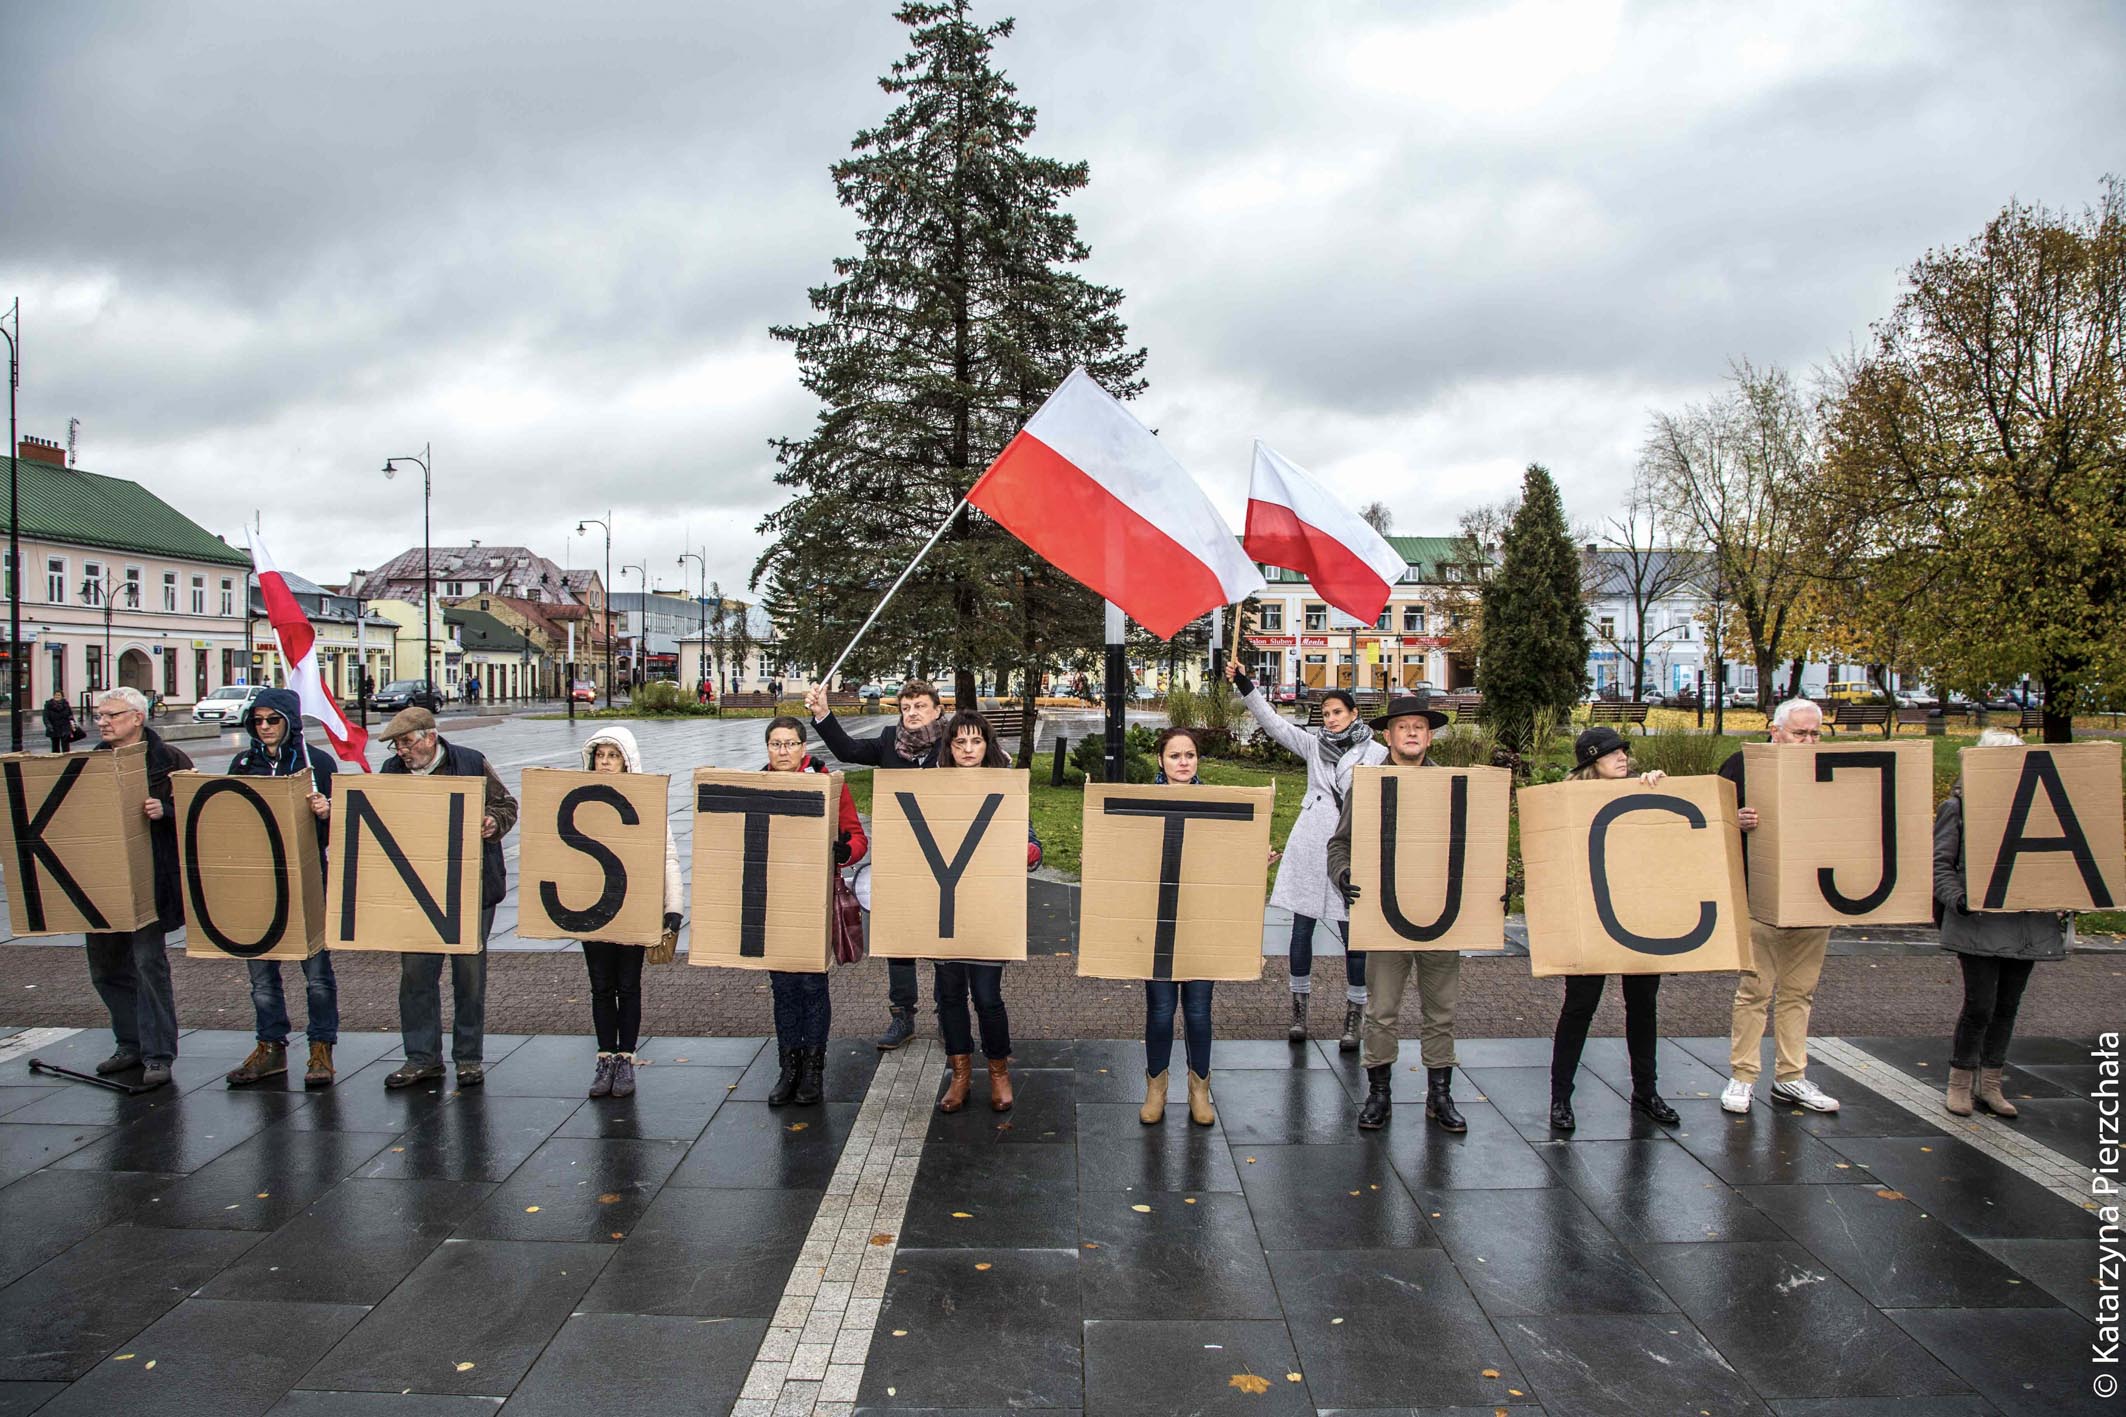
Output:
[1476,464,1591,755]
[755,1,1145,710]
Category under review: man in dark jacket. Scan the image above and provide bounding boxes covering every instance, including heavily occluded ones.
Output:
[805,677,945,1049]
[42,692,77,754]
[222,688,341,1090]
[84,687,194,1089]
[1325,693,1462,1134]
[375,706,518,1089]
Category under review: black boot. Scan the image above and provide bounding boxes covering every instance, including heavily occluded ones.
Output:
[1287,992,1308,1043]
[874,1006,915,1051]
[1632,1091,1679,1126]
[767,1047,801,1107]
[1549,1093,1576,1131]
[793,1047,825,1106]
[1425,1066,1466,1133]
[1357,1063,1393,1130]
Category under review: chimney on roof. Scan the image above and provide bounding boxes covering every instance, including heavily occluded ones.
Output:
[17,436,66,467]
[1585,543,1597,555]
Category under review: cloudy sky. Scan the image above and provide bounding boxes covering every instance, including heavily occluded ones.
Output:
[4,1,2121,599]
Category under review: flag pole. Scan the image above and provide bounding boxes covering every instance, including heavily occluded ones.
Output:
[820,495,969,688]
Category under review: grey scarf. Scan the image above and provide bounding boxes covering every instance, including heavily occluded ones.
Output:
[1317,720,1373,760]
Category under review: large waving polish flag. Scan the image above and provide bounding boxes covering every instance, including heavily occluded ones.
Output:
[249,533,371,771]
[967,369,1265,639]
[1243,442,1405,627]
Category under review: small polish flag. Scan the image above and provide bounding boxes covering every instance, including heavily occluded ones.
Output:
[249,533,371,771]
[968,369,1265,639]
[1243,442,1405,627]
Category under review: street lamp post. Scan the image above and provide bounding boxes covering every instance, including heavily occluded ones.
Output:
[381,446,432,707]
[3,298,21,751]
[619,562,646,687]
[679,549,706,700]
[84,577,139,697]
[575,512,613,709]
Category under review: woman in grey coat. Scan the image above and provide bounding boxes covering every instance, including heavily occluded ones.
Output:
[1227,660,1375,1047]
[1931,728,2069,1119]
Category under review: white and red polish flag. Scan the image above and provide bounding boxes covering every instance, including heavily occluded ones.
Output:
[967,369,1264,639]
[248,533,371,771]
[1243,442,1404,627]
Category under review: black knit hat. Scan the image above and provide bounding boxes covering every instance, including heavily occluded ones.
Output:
[1573,725,1630,771]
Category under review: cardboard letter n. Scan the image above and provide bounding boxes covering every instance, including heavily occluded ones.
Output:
[1076,782,1274,982]
[1347,765,1512,952]
[689,768,835,974]
[0,743,158,935]
[1961,742,2124,913]
[175,771,326,960]
[516,768,671,945]
[870,768,1029,961]
[1743,741,1935,927]
[327,774,485,953]
[1520,775,1748,977]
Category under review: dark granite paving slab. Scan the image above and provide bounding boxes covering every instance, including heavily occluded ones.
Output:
[447,1135,686,1242]
[549,1067,739,1140]
[0,1223,264,1381]
[1768,1060,1947,1137]
[925,1069,1076,1144]
[1539,1137,1788,1243]
[1209,1068,1365,1147]
[1740,1182,2054,1309]
[47,1089,309,1174]
[627,1035,768,1068]
[299,1238,613,1398]
[1973,1236,2102,1318]
[1468,1064,1658,1143]
[0,1085,61,1119]
[1581,1037,1732,1102]
[2013,1061,2101,1098]
[1235,1143,1432,1251]
[1075,1102,1242,1193]
[730,1037,879,1102]
[499,1312,765,1417]
[1496,1312,1771,1416]
[664,1099,859,1188]
[267,1393,506,1415]
[1632,1240,1969,1401]
[0,1382,65,1417]
[0,1121,112,1184]
[1374,1098,1561,1190]
[1268,1247,1526,1410]
[129,1127,399,1231]
[1824,1135,2100,1240]
[1449,1036,1556,1068]
[858,1248,1082,1410]
[902,1144,1078,1249]
[273,1057,456,1133]
[1077,1191,1281,1321]
[1669,1100,1875,1186]
[1984,1096,2101,1168]
[1420,1184,1675,1317]
[1889,1306,2108,1416]
[1768,1400,2001,1416]
[1081,1318,1311,1416]
[578,1184,822,1317]
[30,1297,366,1417]
[461,1033,611,1097]
[0,1168,179,1287]
[1200,1039,1334,1070]
[196,1177,497,1305]
[1072,1040,1187,1104]
[353,1095,579,1184]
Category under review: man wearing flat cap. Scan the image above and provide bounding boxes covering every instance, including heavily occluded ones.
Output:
[373,707,519,1090]
[1325,693,1468,1133]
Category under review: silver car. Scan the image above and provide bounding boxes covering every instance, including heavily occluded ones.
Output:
[192,684,260,725]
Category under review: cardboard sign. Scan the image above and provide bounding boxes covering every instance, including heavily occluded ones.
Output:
[689,768,836,974]
[1961,742,2124,913]
[1742,742,1936,927]
[869,768,1029,961]
[0,744,159,936]
[1077,782,1275,982]
[516,768,671,945]
[175,772,326,960]
[326,773,485,954]
[1520,775,1748,977]
[1347,765,1512,953]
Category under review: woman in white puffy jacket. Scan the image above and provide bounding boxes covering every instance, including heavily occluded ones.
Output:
[578,726,684,1099]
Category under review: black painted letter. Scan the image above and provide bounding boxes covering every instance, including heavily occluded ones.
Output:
[897,791,1003,937]
[698,782,827,957]
[540,783,638,934]
[2,759,108,932]
[1982,752,2114,910]
[1588,793,1717,956]
[1815,751,1899,915]
[338,789,466,945]
[185,779,289,956]
[1102,795,1258,979]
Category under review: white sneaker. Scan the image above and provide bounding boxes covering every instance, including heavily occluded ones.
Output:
[1720,1078,1754,1114]
[1771,1077,1841,1113]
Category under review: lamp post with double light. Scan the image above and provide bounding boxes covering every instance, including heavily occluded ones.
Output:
[620,561,647,687]
[3,298,21,751]
[678,549,706,700]
[575,512,612,709]
[381,446,432,707]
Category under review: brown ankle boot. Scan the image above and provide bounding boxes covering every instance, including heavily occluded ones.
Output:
[304,1042,336,1089]
[938,1054,974,1113]
[1187,1070,1217,1127]
[1945,1066,1974,1117]
[1975,1067,2018,1118]
[1140,1070,1168,1125]
[987,1057,1014,1112]
[226,1041,286,1087]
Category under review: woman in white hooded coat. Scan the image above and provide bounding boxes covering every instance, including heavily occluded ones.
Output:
[1226,661,1380,1047]
[578,726,685,1099]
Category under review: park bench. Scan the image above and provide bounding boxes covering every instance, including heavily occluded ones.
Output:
[827,690,862,711]
[720,690,776,712]
[1896,707,1935,731]
[1449,696,1489,724]
[1588,701,1653,733]
[980,703,1030,742]
[1830,703,1891,735]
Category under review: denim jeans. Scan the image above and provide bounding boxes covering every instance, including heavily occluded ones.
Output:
[248,951,340,1045]
[85,926,179,1066]
[770,970,832,1050]
[1144,979,1214,1078]
[582,941,644,1053]
[398,907,495,1067]
[888,958,921,1011]
[934,961,1010,1059]
[1951,953,2036,1069]
[1288,914,1367,997]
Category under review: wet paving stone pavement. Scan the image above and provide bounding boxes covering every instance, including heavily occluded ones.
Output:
[0,1021,2110,1417]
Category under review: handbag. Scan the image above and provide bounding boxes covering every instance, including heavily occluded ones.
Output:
[831,871,866,965]
[644,927,679,967]
[68,723,85,743]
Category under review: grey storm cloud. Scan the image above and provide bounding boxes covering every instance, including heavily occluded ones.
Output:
[3,0,2122,588]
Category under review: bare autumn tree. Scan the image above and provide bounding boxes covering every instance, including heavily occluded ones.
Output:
[1588,471,1702,700]
[1359,500,1394,535]
[1439,495,1516,667]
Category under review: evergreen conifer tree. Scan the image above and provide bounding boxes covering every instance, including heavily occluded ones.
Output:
[1476,463,1591,755]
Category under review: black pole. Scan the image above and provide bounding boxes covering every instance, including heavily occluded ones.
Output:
[567,659,576,722]
[603,515,613,710]
[1103,600,1126,782]
[4,299,20,752]
[422,456,432,708]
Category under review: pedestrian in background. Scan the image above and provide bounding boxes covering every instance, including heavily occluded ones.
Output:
[42,691,77,753]
[577,726,683,1099]
[761,715,866,1106]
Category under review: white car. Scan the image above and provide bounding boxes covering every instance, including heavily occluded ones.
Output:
[192,684,260,726]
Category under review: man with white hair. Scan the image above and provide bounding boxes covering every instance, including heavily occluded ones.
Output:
[83,687,194,1090]
[1717,697,1839,1114]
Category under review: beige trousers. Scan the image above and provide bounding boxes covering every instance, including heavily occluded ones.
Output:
[1730,921,1831,1083]
[1360,950,1462,1070]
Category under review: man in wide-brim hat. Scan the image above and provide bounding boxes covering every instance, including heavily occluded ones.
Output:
[1324,692,1469,1133]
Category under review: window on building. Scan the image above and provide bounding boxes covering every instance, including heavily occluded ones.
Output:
[124,566,142,607]
[221,649,235,685]
[1402,606,1426,634]
[47,557,66,603]
[1597,614,1617,640]
[163,572,178,611]
[190,575,206,614]
[82,562,104,605]
[1257,603,1282,632]
[1,551,11,599]
[219,578,234,616]
[166,648,180,698]
[1303,603,1328,632]
[1674,617,1691,640]
[1374,606,1393,631]
[85,645,102,692]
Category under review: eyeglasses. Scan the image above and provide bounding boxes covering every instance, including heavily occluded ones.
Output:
[91,711,136,724]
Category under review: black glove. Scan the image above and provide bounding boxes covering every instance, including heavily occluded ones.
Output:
[1953,895,1971,917]
[1339,870,1361,907]
[662,911,682,934]
[835,835,853,865]
[1232,669,1256,697]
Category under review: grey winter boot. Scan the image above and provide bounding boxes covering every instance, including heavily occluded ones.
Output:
[1287,992,1308,1043]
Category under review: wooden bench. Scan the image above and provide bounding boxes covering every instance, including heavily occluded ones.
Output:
[1896,707,1935,731]
[1831,703,1891,734]
[720,690,777,712]
[980,704,1030,742]
[1588,701,1653,732]
[826,690,862,711]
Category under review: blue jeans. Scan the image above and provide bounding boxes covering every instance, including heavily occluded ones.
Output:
[934,961,1010,1059]
[1288,915,1367,995]
[85,926,178,1066]
[888,958,921,1012]
[1145,979,1214,1078]
[398,907,494,1067]
[248,952,340,1045]
[770,971,831,1050]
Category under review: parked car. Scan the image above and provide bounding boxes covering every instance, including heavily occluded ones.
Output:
[373,678,443,713]
[570,680,597,703]
[1272,683,1299,704]
[1723,688,1757,709]
[192,684,261,726]
[857,682,884,699]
